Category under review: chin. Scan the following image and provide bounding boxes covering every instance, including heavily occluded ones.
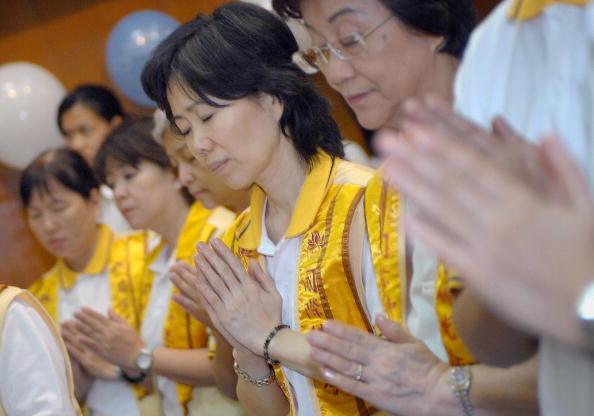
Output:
[354,109,391,131]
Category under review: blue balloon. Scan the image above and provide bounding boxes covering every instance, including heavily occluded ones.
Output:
[106,10,179,108]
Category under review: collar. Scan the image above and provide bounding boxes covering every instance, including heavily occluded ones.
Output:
[58,224,113,290]
[239,152,338,250]
[508,0,590,20]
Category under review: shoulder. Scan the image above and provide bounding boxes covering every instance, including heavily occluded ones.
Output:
[333,159,376,187]
[28,262,60,293]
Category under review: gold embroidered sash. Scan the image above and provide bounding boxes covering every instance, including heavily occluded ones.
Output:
[223,155,378,415]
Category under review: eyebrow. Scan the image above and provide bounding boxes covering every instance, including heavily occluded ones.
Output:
[185,98,205,112]
[328,8,363,23]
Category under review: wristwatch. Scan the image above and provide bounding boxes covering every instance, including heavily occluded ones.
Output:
[119,346,154,384]
[576,280,594,350]
[448,365,474,416]
[136,346,155,373]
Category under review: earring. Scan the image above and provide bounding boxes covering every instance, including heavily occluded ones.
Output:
[174,180,182,190]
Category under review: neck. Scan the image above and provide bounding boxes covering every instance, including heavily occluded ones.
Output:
[389,53,459,129]
[152,192,190,247]
[228,190,250,213]
[256,137,308,240]
[65,224,101,272]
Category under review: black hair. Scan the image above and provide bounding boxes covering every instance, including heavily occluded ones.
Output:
[20,148,99,208]
[272,0,476,58]
[93,119,171,186]
[141,1,344,168]
[57,84,125,135]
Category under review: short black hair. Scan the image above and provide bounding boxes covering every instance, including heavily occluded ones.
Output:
[94,119,172,186]
[141,2,344,168]
[272,0,476,58]
[20,148,99,208]
[57,84,125,135]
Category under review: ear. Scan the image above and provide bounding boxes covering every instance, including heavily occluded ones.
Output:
[88,188,102,219]
[110,115,123,129]
[260,93,284,123]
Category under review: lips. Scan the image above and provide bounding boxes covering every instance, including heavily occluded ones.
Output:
[207,159,229,175]
[48,238,65,250]
[345,90,373,105]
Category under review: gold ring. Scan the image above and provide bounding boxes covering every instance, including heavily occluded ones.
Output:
[355,363,363,382]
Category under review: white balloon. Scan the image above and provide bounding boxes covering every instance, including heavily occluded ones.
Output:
[0,62,66,169]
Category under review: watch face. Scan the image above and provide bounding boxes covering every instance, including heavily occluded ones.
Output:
[450,366,470,388]
[137,352,152,371]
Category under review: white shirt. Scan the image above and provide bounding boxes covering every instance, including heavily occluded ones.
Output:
[99,186,130,233]
[258,199,446,416]
[455,2,594,414]
[0,298,78,416]
[57,270,139,416]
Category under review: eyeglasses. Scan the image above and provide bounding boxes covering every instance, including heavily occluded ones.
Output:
[292,15,394,75]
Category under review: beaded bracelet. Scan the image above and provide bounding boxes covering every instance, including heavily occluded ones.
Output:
[263,324,290,366]
[233,361,276,387]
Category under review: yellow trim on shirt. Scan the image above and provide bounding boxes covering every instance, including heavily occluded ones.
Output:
[508,0,590,20]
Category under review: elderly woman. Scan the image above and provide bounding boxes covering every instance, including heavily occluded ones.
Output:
[269,0,539,414]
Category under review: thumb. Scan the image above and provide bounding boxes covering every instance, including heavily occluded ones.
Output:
[247,260,276,293]
[376,314,415,343]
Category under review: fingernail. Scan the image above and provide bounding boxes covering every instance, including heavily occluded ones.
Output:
[323,369,335,380]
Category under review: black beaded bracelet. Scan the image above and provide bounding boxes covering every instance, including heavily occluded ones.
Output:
[263,324,290,366]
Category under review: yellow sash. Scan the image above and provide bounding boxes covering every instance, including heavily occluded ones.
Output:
[508,0,590,19]
[364,175,476,365]
[224,154,379,416]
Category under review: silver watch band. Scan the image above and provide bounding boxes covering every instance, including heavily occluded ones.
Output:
[448,365,474,416]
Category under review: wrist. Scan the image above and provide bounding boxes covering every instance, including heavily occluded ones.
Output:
[263,324,290,366]
[576,279,594,350]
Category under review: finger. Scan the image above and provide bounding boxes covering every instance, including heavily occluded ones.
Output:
[307,328,372,365]
[320,367,376,399]
[170,271,199,300]
[172,293,204,321]
[310,344,366,380]
[404,215,484,286]
[74,308,109,329]
[193,261,228,312]
[107,308,125,323]
[492,117,523,144]
[76,332,102,354]
[375,315,415,343]
[195,249,233,302]
[247,260,276,293]
[72,319,100,339]
[211,239,249,285]
[541,135,593,209]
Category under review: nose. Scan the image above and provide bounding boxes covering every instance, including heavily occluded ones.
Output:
[42,215,60,234]
[177,162,195,187]
[112,179,128,202]
[68,133,86,155]
[321,54,357,90]
[186,130,215,161]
